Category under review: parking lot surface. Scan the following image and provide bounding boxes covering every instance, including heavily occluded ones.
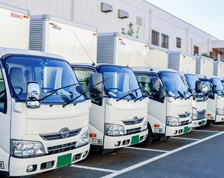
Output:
[34,124,224,178]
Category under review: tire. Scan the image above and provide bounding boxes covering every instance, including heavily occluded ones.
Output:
[206,121,213,127]
[112,148,122,153]
[194,125,205,130]
[135,125,153,147]
[156,135,170,141]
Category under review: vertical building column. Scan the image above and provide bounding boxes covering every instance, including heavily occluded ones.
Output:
[186,28,189,53]
[148,9,152,44]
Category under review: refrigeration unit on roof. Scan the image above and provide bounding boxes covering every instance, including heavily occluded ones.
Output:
[101,2,113,13]
[118,9,129,19]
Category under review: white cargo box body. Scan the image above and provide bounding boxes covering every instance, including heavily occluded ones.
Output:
[214,61,224,77]
[0,3,30,49]
[97,32,149,66]
[148,45,169,68]
[30,14,97,64]
[168,52,197,73]
[196,56,214,76]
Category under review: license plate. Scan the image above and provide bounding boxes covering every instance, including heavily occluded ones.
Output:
[201,120,205,126]
[184,126,188,134]
[57,153,72,168]
[131,135,139,145]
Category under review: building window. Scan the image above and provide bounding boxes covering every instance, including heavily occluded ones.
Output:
[151,30,159,46]
[161,34,169,49]
[176,37,181,48]
[194,46,199,55]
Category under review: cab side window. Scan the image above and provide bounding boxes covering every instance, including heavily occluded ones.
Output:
[74,68,95,98]
[135,73,160,100]
[0,68,6,113]
[74,68,102,105]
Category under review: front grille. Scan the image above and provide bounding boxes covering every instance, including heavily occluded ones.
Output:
[179,112,191,118]
[123,118,144,125]
[197,110,206,120]
[48,142,77,155]
[126,127,141,135]
[40,128,82,141]
[181,120,189,126]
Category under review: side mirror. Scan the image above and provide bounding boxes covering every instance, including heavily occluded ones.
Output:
[212,85,217,93]
[90,73,104,94]
[26,82,41,108]
[159,86,166,100]
[195,81,203,93]
[150,78,160,93]
[90,73,104,102]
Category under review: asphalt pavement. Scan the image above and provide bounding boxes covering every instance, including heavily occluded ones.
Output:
[34,124,224,178]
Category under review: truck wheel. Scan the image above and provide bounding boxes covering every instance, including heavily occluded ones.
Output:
[194,125,205,130]
[206,121,213,127]
[135,126,153,147]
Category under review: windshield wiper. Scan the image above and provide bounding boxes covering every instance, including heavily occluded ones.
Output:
[63,78,109,107]
[41,83,79,101]
[134,95,146,102]
[178,91,185,99]
[116,88,141,102]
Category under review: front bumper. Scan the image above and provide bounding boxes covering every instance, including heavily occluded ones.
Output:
[192,118,207,128]
[103,129,148,149]
[166,124,192,136]
[9,143,90,177]
[215,115,224,123]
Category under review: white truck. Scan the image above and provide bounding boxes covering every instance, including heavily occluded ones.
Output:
[198,75,224,124]
[179,72,207,128]
[29,17,149,150]
[0,2,30,49]
[196,56,214,76]
[30,14,97,64]
[71,64,149,150]
[97,32,193,140]
[97,32,149,67]
[214,61,224,77]
[168,52,197,73]
[133,67,193,139]
[0,48,93,177]
[148,45,169,68]
[168,52,207,128]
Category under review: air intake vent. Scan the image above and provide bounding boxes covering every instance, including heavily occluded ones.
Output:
[136,16,143,26]
[118,10,129,19]
[29,19,44,51]
[101,2,113,13]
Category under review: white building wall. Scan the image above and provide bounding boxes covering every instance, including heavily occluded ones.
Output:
[0,0,219,56]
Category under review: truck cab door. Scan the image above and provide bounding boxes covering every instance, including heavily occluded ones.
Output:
[72,67,105,144]
[135,72,166,133]
[0,66,11,173]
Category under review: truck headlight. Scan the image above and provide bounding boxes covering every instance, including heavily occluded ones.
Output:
[105,123,125,136]
[141,121,148,131]
[216,108,224,115]
[11,140,45,158]
[192,107,197,120]
[166,117,181,126]
[78,130,89,147]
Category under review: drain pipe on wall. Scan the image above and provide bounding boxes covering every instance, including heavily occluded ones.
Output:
[71,0,74,21]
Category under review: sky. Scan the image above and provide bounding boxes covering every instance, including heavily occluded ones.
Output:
[146,0,224,40]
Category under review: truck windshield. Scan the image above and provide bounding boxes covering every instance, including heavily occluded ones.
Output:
[159,72,189,99]
[185,74,199,94]
[4,56,85,104]
[211,78,224,95]
[97,66,142,100]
